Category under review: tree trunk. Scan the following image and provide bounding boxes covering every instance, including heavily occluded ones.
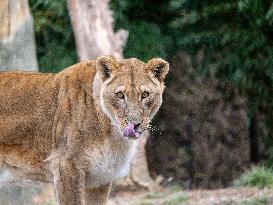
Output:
[0,0,38,71]
[67,0,157,191]
[67,0,127,61]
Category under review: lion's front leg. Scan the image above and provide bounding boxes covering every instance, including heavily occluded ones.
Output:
[52,158,86,205]
[85,183,112,205]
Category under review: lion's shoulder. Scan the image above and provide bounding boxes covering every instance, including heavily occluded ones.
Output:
[55,60,97,86]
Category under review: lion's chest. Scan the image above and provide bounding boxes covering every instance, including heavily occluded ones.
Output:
[85,138,137,188]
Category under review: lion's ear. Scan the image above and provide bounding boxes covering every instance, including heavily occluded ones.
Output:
[96,56,119,81]
[146,58,169,82]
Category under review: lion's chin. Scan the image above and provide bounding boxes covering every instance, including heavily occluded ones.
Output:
[125,132,141,140]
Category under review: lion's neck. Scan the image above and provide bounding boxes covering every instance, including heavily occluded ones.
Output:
[90,72,137,185]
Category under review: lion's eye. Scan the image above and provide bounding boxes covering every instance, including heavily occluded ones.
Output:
[141,91,149,99]
[116,92,124,99]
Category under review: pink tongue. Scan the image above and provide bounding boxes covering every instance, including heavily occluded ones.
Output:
[123,123,137,138]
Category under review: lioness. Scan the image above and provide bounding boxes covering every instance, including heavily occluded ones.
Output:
[0,56,169,205]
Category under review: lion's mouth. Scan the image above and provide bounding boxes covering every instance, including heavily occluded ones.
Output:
[122,123,141,140]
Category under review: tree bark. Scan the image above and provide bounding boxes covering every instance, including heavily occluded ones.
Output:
[67,0,157,191]
[67,0,127,61]
[0,0,38,71]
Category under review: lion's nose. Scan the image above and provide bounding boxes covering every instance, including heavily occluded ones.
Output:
[134,122,142,130]
[133,120,144,130]
[125,120,143,130]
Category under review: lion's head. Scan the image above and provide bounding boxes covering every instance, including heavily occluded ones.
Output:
[96,56,169,139]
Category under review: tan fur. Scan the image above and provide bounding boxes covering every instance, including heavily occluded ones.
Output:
[0,56,169,205]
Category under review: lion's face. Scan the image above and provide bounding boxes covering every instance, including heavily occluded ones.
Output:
[96,56,169,139]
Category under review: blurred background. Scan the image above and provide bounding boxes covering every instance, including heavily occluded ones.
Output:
[1,0,273,204]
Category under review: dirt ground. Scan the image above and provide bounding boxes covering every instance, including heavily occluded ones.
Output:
[109,187,273,205]
[3,184,273,205]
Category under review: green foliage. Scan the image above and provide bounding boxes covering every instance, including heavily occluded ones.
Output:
[173,1,273,116]
[173,0,273,166]
[123,21,171,62]
[144,192,164,199]
[235,197,268,205]
[134,203,154,205]
[162,195,187,205]
[265,145,273,168]
[234,166,273,189]
[110,0,174,61]
[29,0,77,72]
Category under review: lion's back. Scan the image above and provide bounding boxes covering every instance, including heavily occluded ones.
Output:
[0,60,97,147]
[0,72,59,147]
